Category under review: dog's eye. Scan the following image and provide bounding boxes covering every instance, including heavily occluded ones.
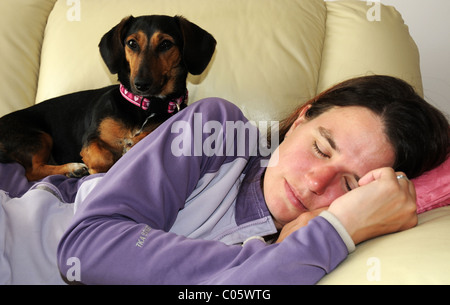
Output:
[157,40,173,52]
[127,39,139,51]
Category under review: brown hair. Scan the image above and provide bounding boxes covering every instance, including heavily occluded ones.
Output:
[276,75,450,178]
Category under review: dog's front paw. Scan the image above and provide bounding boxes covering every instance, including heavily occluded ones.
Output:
[66,163,90,178]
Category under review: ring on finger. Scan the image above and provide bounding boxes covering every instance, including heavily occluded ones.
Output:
[396,174,408,180]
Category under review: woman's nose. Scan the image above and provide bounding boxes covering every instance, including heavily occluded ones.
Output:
[305,166,338,195]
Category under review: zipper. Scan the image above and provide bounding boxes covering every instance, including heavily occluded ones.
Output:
[215,216,277,244]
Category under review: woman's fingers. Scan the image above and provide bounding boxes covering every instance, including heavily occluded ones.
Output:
[328,167,417,245]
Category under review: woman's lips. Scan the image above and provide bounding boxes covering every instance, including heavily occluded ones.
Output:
[284,179,308,212]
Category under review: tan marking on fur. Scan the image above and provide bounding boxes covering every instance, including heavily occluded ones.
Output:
[125,30,149,87]
[80,141,116,174]
[151,33,182,96]
[98,118,135,148]
[80,118,146,173]
[25,133,87,181]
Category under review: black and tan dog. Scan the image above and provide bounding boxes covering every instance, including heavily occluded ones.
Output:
[0,15,216,181]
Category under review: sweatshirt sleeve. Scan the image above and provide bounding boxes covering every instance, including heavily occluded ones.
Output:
[57,98,349,285]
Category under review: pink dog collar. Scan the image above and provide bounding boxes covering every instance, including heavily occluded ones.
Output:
[119,83,187,113]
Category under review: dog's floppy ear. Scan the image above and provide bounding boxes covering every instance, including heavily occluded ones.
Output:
[175,16,217,75]
[99,16,135,74]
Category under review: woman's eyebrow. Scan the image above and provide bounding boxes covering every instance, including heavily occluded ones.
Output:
[318,126,339,153]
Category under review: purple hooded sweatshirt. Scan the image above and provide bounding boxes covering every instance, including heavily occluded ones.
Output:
[57,98,354,285]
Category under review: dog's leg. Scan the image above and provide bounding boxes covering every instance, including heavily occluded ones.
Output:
[80,118,142,174]
[80,139,120,175]
[25,133,89,181]
[0,129,88,181]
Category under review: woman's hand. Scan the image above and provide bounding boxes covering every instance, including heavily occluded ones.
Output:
[276,208,327,243]
[328,167,417,245]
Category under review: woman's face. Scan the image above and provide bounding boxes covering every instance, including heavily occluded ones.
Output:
[264,106,396,229]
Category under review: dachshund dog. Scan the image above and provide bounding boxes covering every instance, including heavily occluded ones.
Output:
[0,15,216,181]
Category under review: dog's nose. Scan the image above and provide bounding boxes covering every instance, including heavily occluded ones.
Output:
[134,80,151,92]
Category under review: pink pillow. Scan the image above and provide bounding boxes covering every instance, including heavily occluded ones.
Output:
[412,156,450,214]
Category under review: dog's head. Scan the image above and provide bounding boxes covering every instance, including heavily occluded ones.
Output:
[99,15,216,99]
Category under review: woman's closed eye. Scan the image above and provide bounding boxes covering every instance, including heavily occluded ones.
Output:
[313,141,330,159]
[345,178,352,192]
[344,176,360,192]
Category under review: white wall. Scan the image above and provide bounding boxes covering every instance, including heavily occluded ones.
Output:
[381,0,450,118]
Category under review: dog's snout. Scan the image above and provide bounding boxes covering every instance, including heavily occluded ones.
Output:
[134,79,151,92]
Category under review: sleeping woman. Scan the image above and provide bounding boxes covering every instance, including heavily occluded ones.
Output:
[1,75,449,284]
